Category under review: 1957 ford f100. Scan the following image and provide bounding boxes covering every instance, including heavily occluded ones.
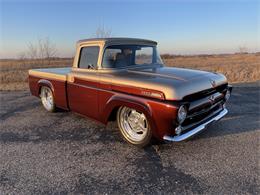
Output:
[29,38,232,147]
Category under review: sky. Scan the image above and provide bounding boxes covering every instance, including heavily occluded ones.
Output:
[0,0,259,58]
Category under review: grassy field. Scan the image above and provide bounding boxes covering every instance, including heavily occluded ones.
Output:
[0,58,72,90]
[0,53,259,90]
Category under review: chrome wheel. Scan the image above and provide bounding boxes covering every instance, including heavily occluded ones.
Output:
[40,86,55,112]
[118,107,149,143]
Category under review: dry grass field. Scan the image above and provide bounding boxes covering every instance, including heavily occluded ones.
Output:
[0,53,259,90]
[0,58,72,90]
[163,53,260,83]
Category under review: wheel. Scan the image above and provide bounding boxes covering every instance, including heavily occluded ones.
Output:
[117,106,152,147]
[40,86,56,112]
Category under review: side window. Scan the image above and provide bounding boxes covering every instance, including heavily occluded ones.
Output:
[102,48,122,68]
[78,46,99,69]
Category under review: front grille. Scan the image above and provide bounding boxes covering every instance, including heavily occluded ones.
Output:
[181,84,228,128]
[183,83,228,102]
[183,102,223,126]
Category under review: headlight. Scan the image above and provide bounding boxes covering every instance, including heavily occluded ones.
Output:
[225,90,231,101]
[177,105,187,124]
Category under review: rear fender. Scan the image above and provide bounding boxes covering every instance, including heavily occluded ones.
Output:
[38,79,55,96]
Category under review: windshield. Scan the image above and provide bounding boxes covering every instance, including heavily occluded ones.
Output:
[102,45,163,68]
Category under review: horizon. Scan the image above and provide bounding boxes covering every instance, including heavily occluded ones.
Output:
[1,0,259,58]
[0,50,260,61]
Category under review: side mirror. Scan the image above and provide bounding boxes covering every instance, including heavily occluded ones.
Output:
[88,64,95,69]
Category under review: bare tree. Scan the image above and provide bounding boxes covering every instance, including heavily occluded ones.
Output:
[238,46,248,54]
[18,51,27,66]
[37,38,45,64]
[27,37,57,65]
[43,37,57,64]
[18,52,27,60]
[27,42,38,59]
[94,25,112,38]
[39,39,45,61]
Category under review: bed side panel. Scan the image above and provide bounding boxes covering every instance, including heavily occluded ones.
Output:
[29,75,40,97]
[29,75,69,110]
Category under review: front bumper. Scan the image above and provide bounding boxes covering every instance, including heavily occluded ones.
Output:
[163,108,228,142]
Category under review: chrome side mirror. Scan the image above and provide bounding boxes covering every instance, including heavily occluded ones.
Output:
[88,64,95,69]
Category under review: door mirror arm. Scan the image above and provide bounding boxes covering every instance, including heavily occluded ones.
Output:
[88,64,95,69]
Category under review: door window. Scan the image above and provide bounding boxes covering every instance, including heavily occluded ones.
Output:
[78,46,99,69]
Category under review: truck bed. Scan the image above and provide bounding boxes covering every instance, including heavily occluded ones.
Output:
[28,67,72,110]
[29,67,71,81]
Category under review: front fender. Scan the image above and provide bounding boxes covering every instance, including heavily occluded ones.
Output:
[101,94,161,139]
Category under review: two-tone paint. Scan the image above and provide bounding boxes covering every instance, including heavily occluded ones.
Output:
[28,38,231,141]
[29,72,178,140]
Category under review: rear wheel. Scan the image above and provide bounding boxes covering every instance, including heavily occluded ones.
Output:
[40,86,55,112]
[117,106,152,147]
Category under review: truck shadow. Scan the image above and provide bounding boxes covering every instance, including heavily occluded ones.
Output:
[0,115,122,144]
[73,145,206,194]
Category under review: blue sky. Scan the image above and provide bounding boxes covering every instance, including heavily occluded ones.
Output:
[0,0,259,58]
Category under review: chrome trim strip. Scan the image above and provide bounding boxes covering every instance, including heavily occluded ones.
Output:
[163,108,228,142]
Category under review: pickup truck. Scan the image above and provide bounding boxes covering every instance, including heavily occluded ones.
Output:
[29,38,232,147]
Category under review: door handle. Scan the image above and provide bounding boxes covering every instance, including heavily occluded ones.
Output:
[68,76,75,83]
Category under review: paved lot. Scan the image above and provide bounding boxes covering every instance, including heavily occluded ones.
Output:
[0,82,259,194]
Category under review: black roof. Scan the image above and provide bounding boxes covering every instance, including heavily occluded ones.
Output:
[77,37,157,45]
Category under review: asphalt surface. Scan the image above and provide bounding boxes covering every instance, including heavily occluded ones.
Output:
[0,82,259,194]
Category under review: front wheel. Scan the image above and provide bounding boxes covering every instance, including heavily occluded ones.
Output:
[117,106,152,147]
[40,86,56,112]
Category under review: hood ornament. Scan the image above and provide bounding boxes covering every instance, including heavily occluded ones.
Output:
[210,79,217,88]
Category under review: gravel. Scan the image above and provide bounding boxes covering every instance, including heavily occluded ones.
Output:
[0,82,259,194]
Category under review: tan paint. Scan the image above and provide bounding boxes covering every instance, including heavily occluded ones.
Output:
[73,41,105,68]
[29,38,228,100]
[28,68,71,81]
[66,65,227,100]
[73,38,157,69]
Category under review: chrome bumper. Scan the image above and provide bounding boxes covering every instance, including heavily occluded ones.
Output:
[163,108,228,142]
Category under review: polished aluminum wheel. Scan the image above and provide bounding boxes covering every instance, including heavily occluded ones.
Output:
[118,107,149,142]
[40,86,55,112]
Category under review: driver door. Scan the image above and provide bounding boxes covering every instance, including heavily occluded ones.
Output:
[67,46,100,120]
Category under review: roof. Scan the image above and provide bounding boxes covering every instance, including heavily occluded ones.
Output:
[77,37,157,46]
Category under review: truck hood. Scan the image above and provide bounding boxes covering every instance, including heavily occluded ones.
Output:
[128,66,211,81]
[109,66,227,100]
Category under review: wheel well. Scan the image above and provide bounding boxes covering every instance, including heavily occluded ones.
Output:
[37,79,54,96]
[38,86,42,95]
[38,85,53,96]
[38,85,47,96]
[108,106,120,121]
